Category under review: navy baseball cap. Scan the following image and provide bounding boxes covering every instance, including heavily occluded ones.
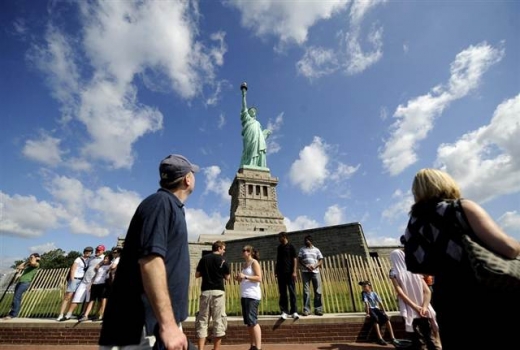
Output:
[159,154,200,182]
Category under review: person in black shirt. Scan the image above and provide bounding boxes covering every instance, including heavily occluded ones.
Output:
[194,240,230,350]
[275,232,299,320]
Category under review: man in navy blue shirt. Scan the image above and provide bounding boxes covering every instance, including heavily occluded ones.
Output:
[99,154,199,350]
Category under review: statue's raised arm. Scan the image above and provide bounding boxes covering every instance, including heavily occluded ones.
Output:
[239,82,270,169]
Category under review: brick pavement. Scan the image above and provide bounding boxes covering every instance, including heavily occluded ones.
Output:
[0,343,391,350]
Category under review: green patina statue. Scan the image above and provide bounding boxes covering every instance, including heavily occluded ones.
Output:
[239,82,271,169]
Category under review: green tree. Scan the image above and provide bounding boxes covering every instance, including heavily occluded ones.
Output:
[11,249,81,270]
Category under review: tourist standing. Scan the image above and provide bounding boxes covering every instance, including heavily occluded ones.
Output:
[99,154,199,350]
[389,249,441,349]
[63,244,105,320]
[403,168,520,349]
[275,232,299,320]
[80,252,113,322]
[3,253,40,319]
[235,245,263,350]
[194,240,230,350]
[56,246,93,321]
[298,235,324,316]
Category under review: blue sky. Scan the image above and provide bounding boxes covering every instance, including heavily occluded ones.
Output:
[1,0,519,273]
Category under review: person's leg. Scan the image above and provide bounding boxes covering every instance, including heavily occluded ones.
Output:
[211,292,227,350]
[57,292,73,318]
[9,282,30,317]
[287,276,297,315]
[301,272,311,314]
[311,273,323,314]
[195,292,210,350]
[252,324,262,350]
[277,275,288,315]
[385,319,398,342]
[373,323,383,339]
[81,300,94,320]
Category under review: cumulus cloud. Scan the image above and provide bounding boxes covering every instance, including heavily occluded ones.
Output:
[23,133,64,166]
[297,0,387,79]
[381,189,413,223]
[289,137,359,194]
[434,94,520,203]
[380,42,504,176]
[324,205,345,226]
[27,1,225,170]
[0,174,141,239]
[0,192,66,238]
[186,208,228,242]
[226,0,349,48]
[284,216,320,231]
[498,211,520,239]
[266,112,284,155]
[203,166,232,202]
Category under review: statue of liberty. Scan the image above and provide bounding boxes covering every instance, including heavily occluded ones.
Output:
[239,82,271,168]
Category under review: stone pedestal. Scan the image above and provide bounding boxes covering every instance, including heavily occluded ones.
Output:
[224,167,286,233]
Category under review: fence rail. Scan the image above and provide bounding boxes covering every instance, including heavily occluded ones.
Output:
[0,254,398,318]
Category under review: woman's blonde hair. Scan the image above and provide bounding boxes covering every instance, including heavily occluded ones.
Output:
[412,168,461,203]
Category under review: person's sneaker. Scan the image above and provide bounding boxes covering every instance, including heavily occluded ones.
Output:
[280,312,288,320]
[55,315,64,321]
[301,311,309,316]
[391,338,401,346]
[315,311,324,316]
[376,338,387,346]
[78,316,89,322]
[292,312,300,320]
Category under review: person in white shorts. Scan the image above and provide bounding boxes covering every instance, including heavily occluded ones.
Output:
[62,244,106,320]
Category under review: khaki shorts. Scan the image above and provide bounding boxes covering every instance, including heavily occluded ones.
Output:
[195,290,227,338]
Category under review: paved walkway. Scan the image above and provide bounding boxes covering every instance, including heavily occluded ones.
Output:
[0,344,390,350]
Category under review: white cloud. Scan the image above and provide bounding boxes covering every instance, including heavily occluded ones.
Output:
[28,1,225,170]
[186,208,227,242]
[498,211,520,239]
[296,0,387,79]
[226,0,349,48]
[380,42,504,176]
[289,136,359,194]
[0,192,65,238]
[289,137,330,193]
[296,47,339,79]
[343,25,383,75]
[23,134,64,166]
[266,112,284,155]
[366,236,400,247]
[0,174,141,239]
[381,189,413,223]
[203,166,232,202]
[217,112,226,129]
[324,205,345,226]
[434,94,520,203]
[284,216,320,232]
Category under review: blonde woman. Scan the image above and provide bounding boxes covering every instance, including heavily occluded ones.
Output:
[403,168,520,349]
[235,245,262,350]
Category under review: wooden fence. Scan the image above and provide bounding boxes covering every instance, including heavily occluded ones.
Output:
[0,254,399,318]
